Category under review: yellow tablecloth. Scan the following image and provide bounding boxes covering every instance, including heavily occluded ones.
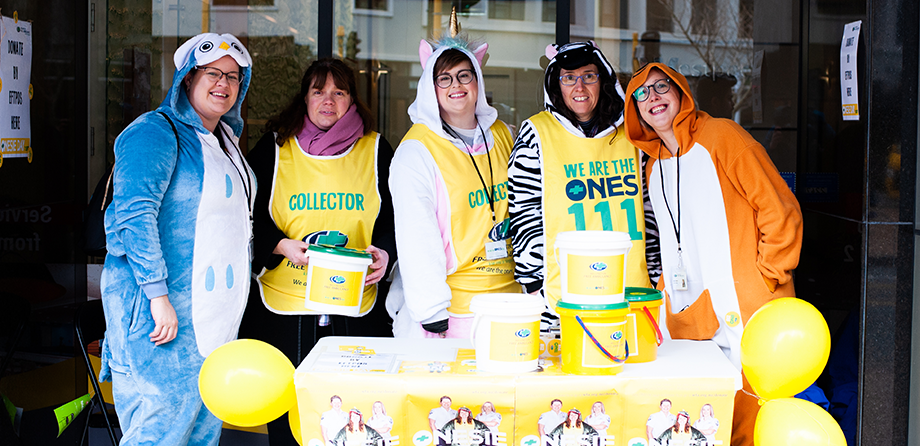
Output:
[294,338,741,446]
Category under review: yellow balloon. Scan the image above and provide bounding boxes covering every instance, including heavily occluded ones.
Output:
[289,402,303,446]
[199,339,296,427]
[740,298,830,399]
[754,398,846,446]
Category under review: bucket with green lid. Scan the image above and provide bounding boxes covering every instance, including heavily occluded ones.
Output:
[304,244,372,315]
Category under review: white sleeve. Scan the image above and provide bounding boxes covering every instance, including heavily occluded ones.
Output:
[389,141,453,325]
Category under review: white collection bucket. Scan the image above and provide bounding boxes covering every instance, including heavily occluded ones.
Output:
[554,231,633,304]
[303,245,372,316]
[469,294,545,373]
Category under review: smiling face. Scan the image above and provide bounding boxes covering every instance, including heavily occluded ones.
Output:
[306,75,353,131]
[441,397,452,410]
[351,412,362,424]
[459,409,471,421]
[701,404,712,418]
[435,60,478,129]
[568,411,579,423]
[592,402,603,414]
[559,64,600,123]
[482,403,493,414]
[677,413,689,426]
[660,400,671,413]
[551,400,562,412]
[185,55,240,131]
[635,68,681,138]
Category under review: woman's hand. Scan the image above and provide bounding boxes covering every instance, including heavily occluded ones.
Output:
[274,238,310,266]
[149,295,178,345]
[364,245,390,285]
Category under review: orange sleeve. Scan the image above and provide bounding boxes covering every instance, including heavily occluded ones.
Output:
[723,133,803,288]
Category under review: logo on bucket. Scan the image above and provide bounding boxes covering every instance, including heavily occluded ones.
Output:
[589,262,608,271]
[330,275,346,284]
[515,329,532,338]
[610,331,623,341]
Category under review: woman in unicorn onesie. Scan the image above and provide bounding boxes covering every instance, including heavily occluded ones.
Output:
[387,14,521,338]
[99,33,254,446]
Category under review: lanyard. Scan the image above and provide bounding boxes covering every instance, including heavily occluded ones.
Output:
[658,143,681,258]
[216,125,253,216]
[444,122,496,223]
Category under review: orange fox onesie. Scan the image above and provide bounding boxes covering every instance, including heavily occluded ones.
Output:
[624,63,803,446]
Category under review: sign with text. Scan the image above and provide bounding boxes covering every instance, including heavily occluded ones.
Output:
[0,13,32,168]
[840,21,861,121]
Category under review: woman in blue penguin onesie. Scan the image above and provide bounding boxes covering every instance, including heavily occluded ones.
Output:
[99,33,255,446]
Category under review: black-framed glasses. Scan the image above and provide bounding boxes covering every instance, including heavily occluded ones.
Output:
[195,66,243,86]
[632,79,671,102]
[559,73,600,86]
[436,69,475,89]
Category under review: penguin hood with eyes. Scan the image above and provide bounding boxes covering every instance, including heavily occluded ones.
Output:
[165,33,253,136]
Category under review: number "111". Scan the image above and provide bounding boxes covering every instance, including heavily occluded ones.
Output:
[567,198,642,240]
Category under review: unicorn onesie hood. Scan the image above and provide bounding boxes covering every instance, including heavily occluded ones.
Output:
[100,33,256,446]
[388,33,520,338]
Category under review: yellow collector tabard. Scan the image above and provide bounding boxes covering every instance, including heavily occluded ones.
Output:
[401,122,519,316]
[530,112,652,308]
[257,134,381,315]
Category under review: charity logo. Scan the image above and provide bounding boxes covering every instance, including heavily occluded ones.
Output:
[515,329,531,338]
[611,331,623,341]
[565,179,587,201]
[489,218,510,242]
[330,276,346,284]
[303,230,349,247]
[590,262,608,271]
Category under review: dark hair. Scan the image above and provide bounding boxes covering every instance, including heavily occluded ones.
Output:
[671,412,690,434]
[547,61,624,131]
[433,49,476,84]
[265,58,374,146]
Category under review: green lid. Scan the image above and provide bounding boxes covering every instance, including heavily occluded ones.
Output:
[624,287,663,302]
[556,301,629,311]
[307,244,372,259]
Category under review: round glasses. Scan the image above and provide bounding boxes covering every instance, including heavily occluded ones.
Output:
[632,79,671,102]
[436,69,475,89]
[559,73,599,86]
[195,66,243,86]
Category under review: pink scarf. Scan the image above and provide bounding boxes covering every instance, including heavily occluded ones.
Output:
[297,103,365,156]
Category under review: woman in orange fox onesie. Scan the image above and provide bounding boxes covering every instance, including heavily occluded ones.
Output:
[624,63,803,445]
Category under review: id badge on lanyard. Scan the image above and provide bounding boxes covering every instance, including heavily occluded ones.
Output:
[484,219,510,260]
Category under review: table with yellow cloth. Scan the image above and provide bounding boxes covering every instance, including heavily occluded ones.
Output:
[293,338,740,446]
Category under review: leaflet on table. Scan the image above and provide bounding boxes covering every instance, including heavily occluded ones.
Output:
[309,347,399,373]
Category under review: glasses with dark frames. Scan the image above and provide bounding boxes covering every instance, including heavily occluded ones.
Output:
[195,66,243,86]
[436,69,475,89]
[632,79,671,102]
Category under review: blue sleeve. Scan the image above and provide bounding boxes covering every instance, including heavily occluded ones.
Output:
[106,112,179,298]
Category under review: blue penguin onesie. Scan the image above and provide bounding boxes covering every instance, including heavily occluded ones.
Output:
[99,33,255,446]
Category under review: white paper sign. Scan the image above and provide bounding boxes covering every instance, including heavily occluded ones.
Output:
[840,20,861,121]
[0,14,32,167]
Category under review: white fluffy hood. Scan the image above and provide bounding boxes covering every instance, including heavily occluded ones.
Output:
[407,40,498,139]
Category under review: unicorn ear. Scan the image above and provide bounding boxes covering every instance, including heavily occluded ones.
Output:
[545,44,559,61]
[472,43,489,66]
[419,40,434,67]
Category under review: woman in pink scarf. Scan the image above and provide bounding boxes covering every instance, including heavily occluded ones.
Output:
[239,58,396,446]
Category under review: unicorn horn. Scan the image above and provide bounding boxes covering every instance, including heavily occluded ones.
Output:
[449,6,461,38]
